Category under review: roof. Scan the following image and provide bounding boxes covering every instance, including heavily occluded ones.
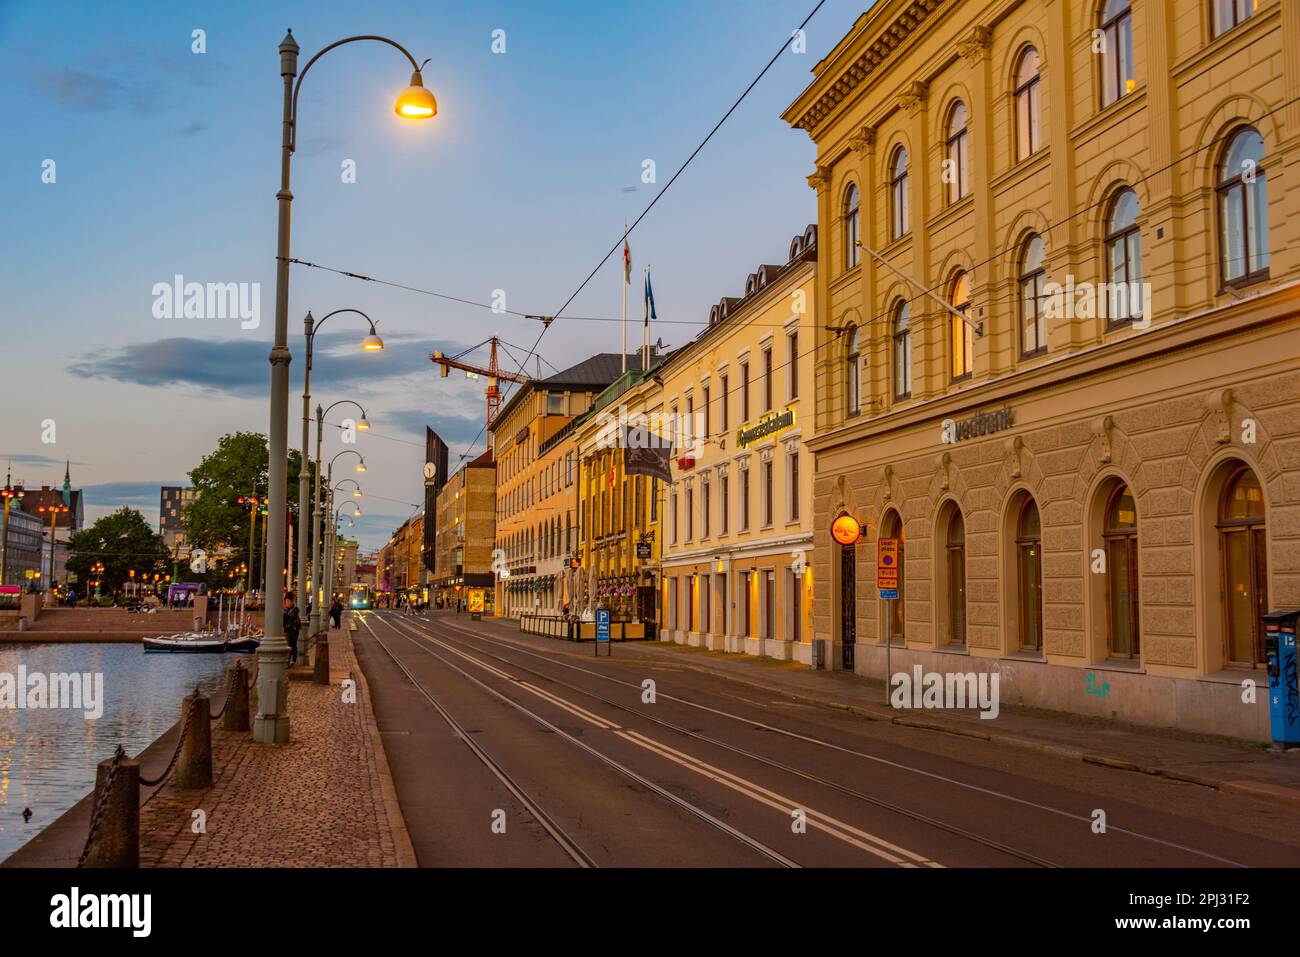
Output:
[493,352,653,433]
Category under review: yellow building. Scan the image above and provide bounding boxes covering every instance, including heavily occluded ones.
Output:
[659,229,818,661]
[784,0,1300,737]
[571,364,666,628]
[431,450,496,609]
[491,354,639,618]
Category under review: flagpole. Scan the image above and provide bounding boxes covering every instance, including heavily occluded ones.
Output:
[643,266,650,369]
[621,222,628,375]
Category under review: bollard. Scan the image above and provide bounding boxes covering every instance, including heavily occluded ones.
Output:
[82,754,140,868]
[174,691,212,789]
[223,662,250,732]
[313,637,330,684]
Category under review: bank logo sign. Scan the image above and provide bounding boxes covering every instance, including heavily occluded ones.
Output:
[736,407,795,449]
[940,405,1014,444]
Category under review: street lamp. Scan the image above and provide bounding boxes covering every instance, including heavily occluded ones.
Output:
[325,499,363,613]
[296,311,381,637]
[1,468,24,587]
[259,28,435,745]
[37,501,69,600]
[306,415,368,639]
[236,494,263,593]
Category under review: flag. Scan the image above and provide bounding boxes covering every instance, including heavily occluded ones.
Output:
[623,229,631,285]
[643,270,657,329]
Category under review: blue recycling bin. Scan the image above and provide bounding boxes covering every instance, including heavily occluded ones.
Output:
[1262,609,1300,748]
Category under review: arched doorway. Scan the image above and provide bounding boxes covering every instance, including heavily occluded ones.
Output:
[882,509,905,644]
[1015,496,1043,652]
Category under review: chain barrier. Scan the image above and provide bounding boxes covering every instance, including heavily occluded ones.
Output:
[208,662,244,722]
[76,743,126,868]
[139,689,200,787]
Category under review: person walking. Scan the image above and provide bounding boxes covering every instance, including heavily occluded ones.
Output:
[283,593,302,666]
[329,597,343,629]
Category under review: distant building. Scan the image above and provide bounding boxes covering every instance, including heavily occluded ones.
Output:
[2,507,43,588]
[160,486,196,558]
[432,450,496,609]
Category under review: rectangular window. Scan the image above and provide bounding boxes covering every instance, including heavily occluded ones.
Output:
[686,486,694,540]
[790,568,803,644]
[702,386,710,441]
[789,451,800,521]
[720,474,729,535]
[719,373,729,431]
[547,392,564,415]
[650,479,658,521]
[762,348,773,412]
[741,470,750,530]
[763,461,773,527]
[788,332,798,400]
[702,480,710,538]
[740,362,750,421]
[670,490,678,543]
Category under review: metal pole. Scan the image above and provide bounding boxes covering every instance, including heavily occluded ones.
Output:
[1,496,10,587]
[309,405,324,640]
[246,502,257,593]
[885,603,892,707]
[296,314,314,625]
[254,30,298,745]
[48,510,57,598]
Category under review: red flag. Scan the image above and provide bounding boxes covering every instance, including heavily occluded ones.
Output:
[623,231,631,285]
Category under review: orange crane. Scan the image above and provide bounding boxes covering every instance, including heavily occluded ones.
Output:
[430,337,530,447]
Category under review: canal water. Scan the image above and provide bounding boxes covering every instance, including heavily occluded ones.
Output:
[0,642,237,862]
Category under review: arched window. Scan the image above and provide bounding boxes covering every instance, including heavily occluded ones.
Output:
[1014,46,1041,160]
[890,147,910,240]
[1104,484,1139,658]
[846,326,862,416]
[892,301,912,399]
[1099,0,1134,108]
[1019,233,1047,356]
[1218,127,1269,286]
[945,507,966,645]
[1105,187,1143,325]
[1016,497,1044,652]
[844,184,860,269]
[1213,0,1255,38]
[882,510,905,643]
[1219,465,1267,668]
[950,271,974,381]
[945,101,969,204]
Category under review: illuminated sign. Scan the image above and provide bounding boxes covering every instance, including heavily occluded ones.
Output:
[941,405,1014,444]
[736,407,796,449]
[831,513,862,546]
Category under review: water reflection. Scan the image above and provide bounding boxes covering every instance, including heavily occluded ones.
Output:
[0,643,235,861]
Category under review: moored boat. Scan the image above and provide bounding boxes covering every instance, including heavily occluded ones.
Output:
[143,633,228,653]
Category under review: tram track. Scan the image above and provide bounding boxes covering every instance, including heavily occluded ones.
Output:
[403,611,1249,868]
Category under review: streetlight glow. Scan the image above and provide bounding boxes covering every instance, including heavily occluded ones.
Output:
[360,334,384,352]
[395,71,437,118]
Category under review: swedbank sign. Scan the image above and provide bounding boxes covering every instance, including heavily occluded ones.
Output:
[940,405,1014,444]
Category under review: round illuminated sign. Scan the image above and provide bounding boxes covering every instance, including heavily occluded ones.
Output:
[831,513,862,546]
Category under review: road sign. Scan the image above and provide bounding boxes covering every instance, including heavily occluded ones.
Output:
[877,538,899,589]
[595,608,611,657]
[878,588,899,600]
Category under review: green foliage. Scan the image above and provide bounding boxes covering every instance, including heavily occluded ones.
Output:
[67,507,169,593]
[181,431,314,583]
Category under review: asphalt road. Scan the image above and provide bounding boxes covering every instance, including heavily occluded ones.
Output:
[353,610,1300,868]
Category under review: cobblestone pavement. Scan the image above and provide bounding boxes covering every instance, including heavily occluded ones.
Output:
[138,621,415,867]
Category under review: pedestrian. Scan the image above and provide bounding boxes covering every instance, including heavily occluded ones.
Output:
[283,593,302,665]
[329,597,343,629]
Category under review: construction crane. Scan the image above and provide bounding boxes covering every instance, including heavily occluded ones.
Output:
[430,337,530,447]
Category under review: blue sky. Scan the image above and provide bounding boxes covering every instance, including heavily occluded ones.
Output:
[0,0,868,549]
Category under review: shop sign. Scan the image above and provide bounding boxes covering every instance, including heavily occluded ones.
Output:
[736,407,796,449]
[940,405,1014,444]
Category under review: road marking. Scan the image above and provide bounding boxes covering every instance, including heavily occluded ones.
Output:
[393,615,940,868]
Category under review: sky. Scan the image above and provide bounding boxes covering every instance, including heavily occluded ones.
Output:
[0,0,869,551]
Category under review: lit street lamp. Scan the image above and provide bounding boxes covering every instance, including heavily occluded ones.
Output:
[258,29,435,745]
[307,400,369,639]
[327,498,363,616]
[296,310,381,640]
[37,501,69,600]
[1,468,25,587]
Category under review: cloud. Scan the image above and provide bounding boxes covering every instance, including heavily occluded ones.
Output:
[176,121,208,137]
[382,407,486,449]
[69,334,466,399]
[40,66,162,115]
[80,481,185,509]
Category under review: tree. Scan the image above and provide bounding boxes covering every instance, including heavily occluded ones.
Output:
[182,431,312,587]
[68,508,169,594]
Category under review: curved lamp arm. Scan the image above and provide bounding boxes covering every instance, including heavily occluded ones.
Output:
[330,449,366,473]
[290,35,425,153]
[320,399,369,422]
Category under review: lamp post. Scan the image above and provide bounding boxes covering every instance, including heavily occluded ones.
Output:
[297,312,381,638]
[1,469,24,587]
[38,502,69,600]
[329,499,362,621]
[309,401,369,639]
[258,29,436,745]
[236,494,263,593]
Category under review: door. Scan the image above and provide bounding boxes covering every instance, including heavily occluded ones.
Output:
[841,544,856,669]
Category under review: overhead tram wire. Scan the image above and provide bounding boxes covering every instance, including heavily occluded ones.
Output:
[443,0,833,466]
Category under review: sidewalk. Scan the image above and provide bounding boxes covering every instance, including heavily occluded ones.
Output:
[458,612,1300,809]
[137,618,416,867]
